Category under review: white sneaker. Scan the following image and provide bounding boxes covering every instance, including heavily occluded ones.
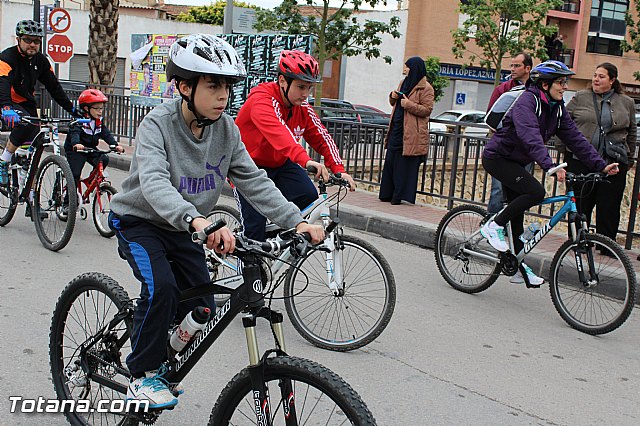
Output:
[480,220,509,252]
[127,369,178,409]
[510,263,545,285]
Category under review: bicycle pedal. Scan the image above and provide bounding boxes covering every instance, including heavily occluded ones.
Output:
[525,282,543,289]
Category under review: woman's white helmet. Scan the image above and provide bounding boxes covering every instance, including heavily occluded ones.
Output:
[166,34,246,83]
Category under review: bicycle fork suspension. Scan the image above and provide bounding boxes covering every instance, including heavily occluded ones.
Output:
[244,310,298,425]
[323,231,343,296]
[571,218,599,288]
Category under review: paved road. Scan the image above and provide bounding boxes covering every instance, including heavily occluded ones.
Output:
[1,167,639,425]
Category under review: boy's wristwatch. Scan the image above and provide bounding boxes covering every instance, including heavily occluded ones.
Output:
[183,213,204,232]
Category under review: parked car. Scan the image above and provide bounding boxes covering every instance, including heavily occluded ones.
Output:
[308,97,361,122]
[309,97,364,150]
[429,109,489,138]
[353,104,391,126]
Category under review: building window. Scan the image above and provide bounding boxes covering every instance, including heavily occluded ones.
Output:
[586,36,623,55]
[587,0,627,56]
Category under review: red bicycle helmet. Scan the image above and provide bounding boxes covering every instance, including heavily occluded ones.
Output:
[78,89,108,107]
[278,50,321,83]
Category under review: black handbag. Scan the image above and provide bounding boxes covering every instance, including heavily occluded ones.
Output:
[592,92,628,165]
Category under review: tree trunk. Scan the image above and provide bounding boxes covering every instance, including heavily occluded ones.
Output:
[88,0,120,87]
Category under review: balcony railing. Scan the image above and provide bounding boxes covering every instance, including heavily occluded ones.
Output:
[555,0,580,14]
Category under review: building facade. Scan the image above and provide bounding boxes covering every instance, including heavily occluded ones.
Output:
[402,0,640,113]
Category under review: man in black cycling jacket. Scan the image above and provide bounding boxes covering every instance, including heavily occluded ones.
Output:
[0,19,78,190]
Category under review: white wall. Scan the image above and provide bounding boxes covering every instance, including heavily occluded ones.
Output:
[1,2,222,86]
[342,10,408,113]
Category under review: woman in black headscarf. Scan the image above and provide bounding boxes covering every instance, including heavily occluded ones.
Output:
[379,56,434,205]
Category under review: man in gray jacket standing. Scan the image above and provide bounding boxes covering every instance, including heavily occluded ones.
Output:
[108,34,324,409]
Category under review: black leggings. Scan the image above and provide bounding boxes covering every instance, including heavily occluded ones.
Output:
[482,156,545,254]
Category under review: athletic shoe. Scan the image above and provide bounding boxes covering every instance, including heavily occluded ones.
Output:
[510,263,545,285]
[127,369,178,410]
[480,220,509,252]
[0,161,8,186]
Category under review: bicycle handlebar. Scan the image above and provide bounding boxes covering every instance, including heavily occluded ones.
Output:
[193,220,312,256]
[306,165,350,188]
[546,162,567,176]
[75,146,121,155]
[20,116,91,126]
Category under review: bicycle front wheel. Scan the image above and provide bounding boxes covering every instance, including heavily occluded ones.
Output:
[209,356,376,425]
[549,233,636,335]
[284,234,396,351]
[0,168,17,226]
[93,184,117,238]
[207,204,242,232]
[49,272,136,426]
[434,204,500,293]
[33,155,78,251]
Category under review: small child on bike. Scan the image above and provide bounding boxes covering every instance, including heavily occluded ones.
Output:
[65,89,125,187]
[481,60,618,285]
[108,34,324,410]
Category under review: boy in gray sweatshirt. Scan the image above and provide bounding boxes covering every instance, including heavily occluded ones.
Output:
[108,34,324,409]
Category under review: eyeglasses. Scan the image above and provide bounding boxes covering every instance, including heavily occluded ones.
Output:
[20,37,42,45]
[554,79,569,87]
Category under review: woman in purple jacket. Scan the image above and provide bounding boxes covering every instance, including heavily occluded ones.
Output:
[480,60,619,285]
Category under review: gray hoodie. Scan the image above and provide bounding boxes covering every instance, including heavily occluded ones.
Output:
[110,99,305,232]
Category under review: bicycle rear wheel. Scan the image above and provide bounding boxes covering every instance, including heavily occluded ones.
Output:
[0,168,17,226]
[434,204,500,293]
[209,356,376,425]
[33,155,78,251]
[49,272,137,426]
[93,184,117,238]
[549,233,636,335]
[284,234,396,351]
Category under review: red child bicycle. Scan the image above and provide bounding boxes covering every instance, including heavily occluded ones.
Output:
[73,146,119,238]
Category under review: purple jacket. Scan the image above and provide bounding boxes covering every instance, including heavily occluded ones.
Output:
[483,86,606,172]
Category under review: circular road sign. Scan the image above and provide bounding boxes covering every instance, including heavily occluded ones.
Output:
[49,8,71,33]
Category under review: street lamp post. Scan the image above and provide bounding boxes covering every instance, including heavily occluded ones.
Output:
[223,0,233,34]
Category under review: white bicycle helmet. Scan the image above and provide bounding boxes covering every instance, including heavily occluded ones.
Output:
[166,34,246,83]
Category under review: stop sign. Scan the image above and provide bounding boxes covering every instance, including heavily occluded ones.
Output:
[47,34,73,63]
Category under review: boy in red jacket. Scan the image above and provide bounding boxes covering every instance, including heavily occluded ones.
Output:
[235,50,355,240]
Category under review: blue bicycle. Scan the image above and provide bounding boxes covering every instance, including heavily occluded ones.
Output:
[434,164,636,335]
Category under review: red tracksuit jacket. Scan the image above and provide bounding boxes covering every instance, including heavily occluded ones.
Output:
[235,82,345,174]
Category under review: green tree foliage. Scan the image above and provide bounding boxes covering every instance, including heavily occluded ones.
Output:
[254,0,401,103]
[424,57,449,102]
[623,0,640,81]
[176,1,257,25]
[452,0,563,87]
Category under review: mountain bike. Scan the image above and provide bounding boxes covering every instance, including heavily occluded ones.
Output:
[0,116,88,251]
[49,224,377,425]
[207,173,396,351]
[434,164,636,335]
[73,147,119,238]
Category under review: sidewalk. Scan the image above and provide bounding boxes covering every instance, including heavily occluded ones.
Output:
[106,145,640,277]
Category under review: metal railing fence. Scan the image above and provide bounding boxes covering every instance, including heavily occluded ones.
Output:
[37,83,640,248]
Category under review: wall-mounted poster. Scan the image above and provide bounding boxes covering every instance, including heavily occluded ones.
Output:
[130,33,314,112]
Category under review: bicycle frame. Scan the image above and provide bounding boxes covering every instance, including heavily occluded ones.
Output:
[78,252,292,423]
[77,160,106,206]
[218,183,345,295]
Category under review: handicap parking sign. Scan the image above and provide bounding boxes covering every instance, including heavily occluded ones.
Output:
[455,93,466,105]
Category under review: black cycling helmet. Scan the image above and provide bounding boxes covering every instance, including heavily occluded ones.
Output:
[16,20,44,38]
[528,60,575,86]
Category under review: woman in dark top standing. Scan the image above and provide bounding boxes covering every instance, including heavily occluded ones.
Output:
[379,56,434,205]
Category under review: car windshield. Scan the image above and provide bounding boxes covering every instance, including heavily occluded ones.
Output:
[435,112,462,121]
